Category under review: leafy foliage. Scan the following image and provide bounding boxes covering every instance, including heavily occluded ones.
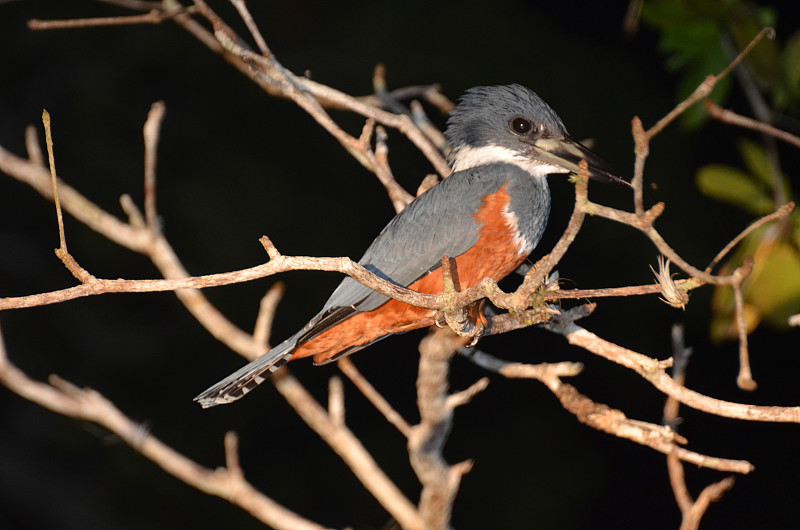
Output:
[699,141,800,340]
[643,0,800,338]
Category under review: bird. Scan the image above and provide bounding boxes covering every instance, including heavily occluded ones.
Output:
[194,84,627,408]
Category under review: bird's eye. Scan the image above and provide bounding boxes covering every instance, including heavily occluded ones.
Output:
[510,117,533,135]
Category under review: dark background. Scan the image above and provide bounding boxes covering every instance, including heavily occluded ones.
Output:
[1,1,799,529]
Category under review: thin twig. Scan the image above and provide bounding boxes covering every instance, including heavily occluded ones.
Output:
[229,0,272,57]
[705,101,800,149]
[271,370,423,530]
[629,27,774,217]
[646,27,775,140]
[28,9,185,29]
[705,202,795,274]
[253,282,285,350]
[510,161,589,309]
[665,324,694,514]
[337,358,413,438]
[722,34,788,210]
[680,477,736,530]
[732,267,757,391]
[42,110,66,253]
[464,346,752,474]
[374,125,415,212]
[0,325,327,530]
[223,431,244,481]
[24,125,44,166]
[548,319,800,424]
[328,376,345,427]
[4,7,795,527]
[185,0,451,177]
[586,198,759,287]
[41,111,96,283]
[143,101,166,231]
[445,377,489,409]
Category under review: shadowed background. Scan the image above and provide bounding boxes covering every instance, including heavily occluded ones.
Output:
[1,1,799,528]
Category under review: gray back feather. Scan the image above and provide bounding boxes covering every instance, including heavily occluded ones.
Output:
[323,166,507,313]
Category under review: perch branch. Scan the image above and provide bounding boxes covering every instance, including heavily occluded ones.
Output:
[408,328,476,530]
[463,329,752,474]
[546,316,800,424]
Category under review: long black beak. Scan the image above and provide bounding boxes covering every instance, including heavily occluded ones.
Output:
[531,136,630,186]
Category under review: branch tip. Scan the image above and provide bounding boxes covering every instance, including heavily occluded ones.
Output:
[259,236,281,259]
[223,431,243,479]
[328,375,345,426]
[446,377,489,409]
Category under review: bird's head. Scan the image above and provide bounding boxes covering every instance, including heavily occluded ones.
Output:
[446,84,628,186]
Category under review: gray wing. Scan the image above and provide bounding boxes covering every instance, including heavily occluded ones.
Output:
[295,168,506,343]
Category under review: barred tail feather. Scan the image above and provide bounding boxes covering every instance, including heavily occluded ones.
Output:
[194,341,295,408]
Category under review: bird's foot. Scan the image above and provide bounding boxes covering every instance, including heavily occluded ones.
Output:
[435,304,485,347]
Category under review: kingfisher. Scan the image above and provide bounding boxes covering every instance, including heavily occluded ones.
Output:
[195,84,626,408]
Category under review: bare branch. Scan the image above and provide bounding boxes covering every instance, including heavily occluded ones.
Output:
[337,358,413,438]
[24,125,44,169]
[646,27,775,140]
[328,376,345,427]
[271,370,424,530]
[731,266,757,391]
[253,282,286,350]
[445,377,489,409]
[41,110,67,253]
[29,8,189,29]
[628,26,774,220]
[0,325,328,530]
[510,162,589,308]
[705,101,800,149]
[680,477,736,530]
[409,328,472,530]
[374,125,415,213]
[0,141,151,251]
[663,325,737,529]
[548,319,800,423]
[189,0,450,180]
[6,5,797,528]
[223,431,244,482]
[463,347,752,474]
[142,101,166,231]
[229,0,272,57]
[665,325,696,514]
[543,279,703,301]
[705,202,795,273]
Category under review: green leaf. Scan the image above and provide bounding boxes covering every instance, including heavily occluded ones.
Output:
[696,164,774,215]
[660,21,722,61]
[745,242,800,328]
[738,139,773,187]
[792,212,800,250]
[780,31,800,104]
[737,139,792,199]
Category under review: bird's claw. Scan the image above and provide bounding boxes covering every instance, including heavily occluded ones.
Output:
[437,306,485,346]
[464,323,484,347]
